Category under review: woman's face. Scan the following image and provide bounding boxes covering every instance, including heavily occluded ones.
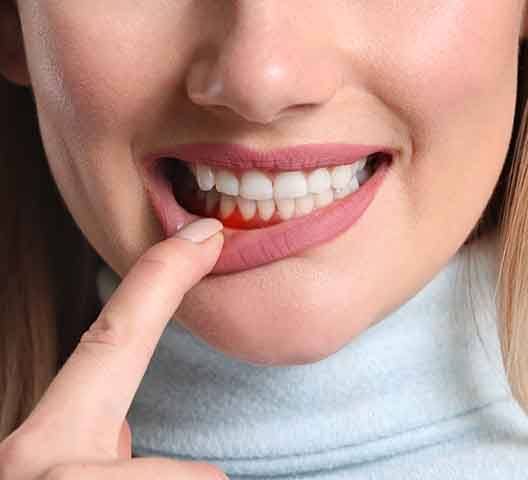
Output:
[2,1,526,365]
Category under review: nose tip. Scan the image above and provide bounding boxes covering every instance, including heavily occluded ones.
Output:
[186,42,343,125]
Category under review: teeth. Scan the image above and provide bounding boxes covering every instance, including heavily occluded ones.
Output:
[350,177,360,193]
[295,194,315,217]
[240,170,274,201]
[330,164,353,189]
[219,194,237,219]
[257,199,275,221]
[184,155,379,222]
[236,197,257,221]
[196,164,215,191]
[307,168,332,194]
[334,187,349,199]
[355,157,367,173]
[356,164,370,185]
[205,189,220,214]
[273,171,307,200]
[276,198,296,220]
[313,189,334,208]
[216,169,239,196]
[188,156,370,201]
[334,177,360,199]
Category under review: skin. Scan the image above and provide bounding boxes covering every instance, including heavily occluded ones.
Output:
[2,1,528,366]
[0,223,228,476]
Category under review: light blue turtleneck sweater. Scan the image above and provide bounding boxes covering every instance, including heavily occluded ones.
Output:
[96,231,528,479]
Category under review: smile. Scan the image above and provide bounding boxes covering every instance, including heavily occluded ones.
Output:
[141,143,394,275]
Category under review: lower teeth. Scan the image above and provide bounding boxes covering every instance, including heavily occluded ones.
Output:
[169,154,382,227]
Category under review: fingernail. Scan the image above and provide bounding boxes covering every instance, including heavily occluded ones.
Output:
[174,218,224,243]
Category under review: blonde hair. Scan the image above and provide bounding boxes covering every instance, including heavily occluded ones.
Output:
[497,41,528,409]
[1,36,528,441]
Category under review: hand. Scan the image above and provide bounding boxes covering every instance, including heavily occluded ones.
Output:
[0,218,228,480]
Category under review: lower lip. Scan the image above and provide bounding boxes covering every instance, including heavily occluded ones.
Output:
[143,156,392,275]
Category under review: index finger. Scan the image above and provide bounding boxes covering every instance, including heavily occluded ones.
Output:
[24,219,224,453]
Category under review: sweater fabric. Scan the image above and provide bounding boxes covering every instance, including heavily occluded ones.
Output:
[96,231,528,479]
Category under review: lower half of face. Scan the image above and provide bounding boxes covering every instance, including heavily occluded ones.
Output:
[17,1,522,365]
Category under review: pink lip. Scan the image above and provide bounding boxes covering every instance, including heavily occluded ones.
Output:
[144,142,391,172]
[141,143,394,275]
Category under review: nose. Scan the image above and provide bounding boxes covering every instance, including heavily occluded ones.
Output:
[185,5,344,125]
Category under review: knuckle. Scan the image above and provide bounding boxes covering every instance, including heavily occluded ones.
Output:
[137,251,170,275]
[79,309,124,350]
[141,243,195,275]
[74,311,129,368]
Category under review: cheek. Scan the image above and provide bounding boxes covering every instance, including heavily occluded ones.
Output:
[372,2,520,135]
[32,33,142,140]
[367,2,519,224]
[17,7,170,267]
[20,5,178,144]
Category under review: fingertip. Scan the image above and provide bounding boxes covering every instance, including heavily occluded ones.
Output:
[174,218,224,244]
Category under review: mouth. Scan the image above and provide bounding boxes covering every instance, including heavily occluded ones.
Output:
[142,143,393,275]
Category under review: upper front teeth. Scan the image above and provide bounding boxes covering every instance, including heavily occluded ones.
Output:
[189,158,368,201]
[196,164,216,191]
[215,169,239,196]
[240,170,273,200]
[273,171,308,199]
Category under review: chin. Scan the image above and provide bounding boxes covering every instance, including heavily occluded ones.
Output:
[174,282,372,366]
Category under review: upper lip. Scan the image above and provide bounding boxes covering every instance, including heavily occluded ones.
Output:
[144,142,395,172]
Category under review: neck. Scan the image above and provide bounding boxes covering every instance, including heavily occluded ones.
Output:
[96,231,513,477]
